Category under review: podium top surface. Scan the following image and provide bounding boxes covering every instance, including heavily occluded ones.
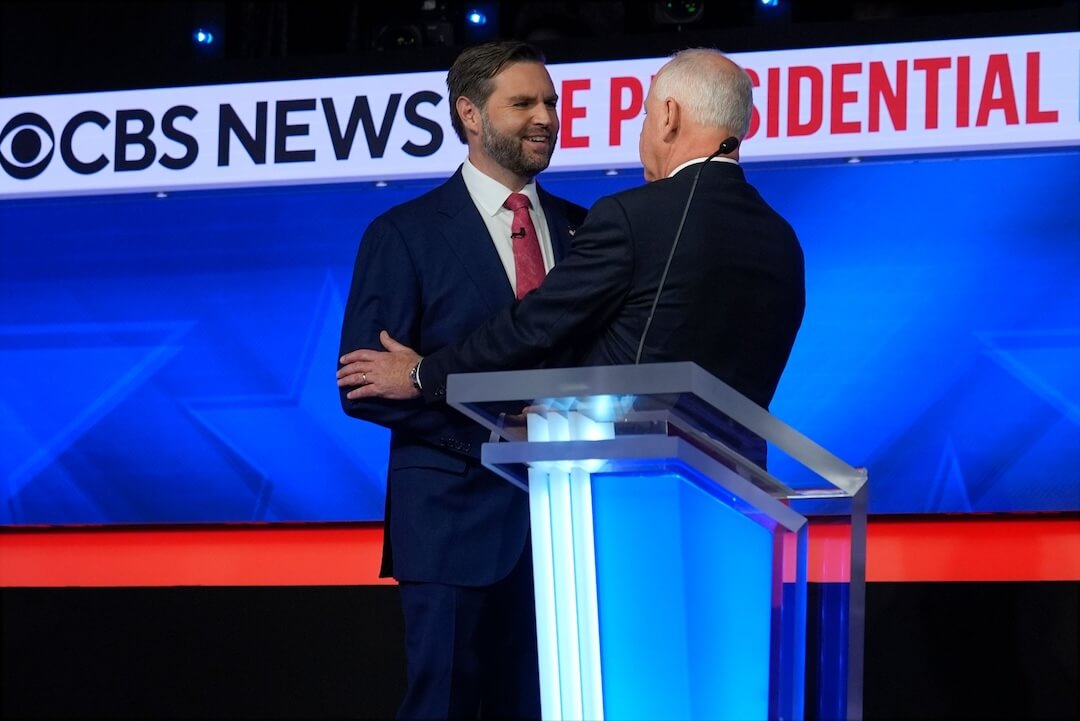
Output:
[447,362,867,499]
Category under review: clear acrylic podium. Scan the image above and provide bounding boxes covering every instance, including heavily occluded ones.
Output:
[448,363,868,721]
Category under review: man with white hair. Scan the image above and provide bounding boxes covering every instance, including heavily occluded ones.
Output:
[340,48,805,451]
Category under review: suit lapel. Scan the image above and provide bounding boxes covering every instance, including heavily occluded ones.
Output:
[437,169,515,313]
[538,186,576,262]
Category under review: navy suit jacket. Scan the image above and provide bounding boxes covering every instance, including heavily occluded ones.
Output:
[418,161,805,413]
[339,167,586,586]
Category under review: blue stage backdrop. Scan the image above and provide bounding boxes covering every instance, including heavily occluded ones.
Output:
[1,149,1078,524]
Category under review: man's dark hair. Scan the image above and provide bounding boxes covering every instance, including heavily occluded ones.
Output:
[447,41,547,143]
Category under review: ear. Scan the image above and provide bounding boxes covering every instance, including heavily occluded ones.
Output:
[661,97,681,141]
[457,96,481,137]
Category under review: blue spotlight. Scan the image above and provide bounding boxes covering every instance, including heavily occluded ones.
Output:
[193,28,215,45]
[760,0,779,7]
[466,10,488,26]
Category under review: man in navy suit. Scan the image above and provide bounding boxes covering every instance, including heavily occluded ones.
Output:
[337,41,586,720]
[338,49,804,426]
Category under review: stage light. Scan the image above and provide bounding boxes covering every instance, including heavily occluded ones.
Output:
[374,24,422,50]
[754,0,789,24]
[464,1,498,42]
[652,1,705,25]
[193,28,215,45]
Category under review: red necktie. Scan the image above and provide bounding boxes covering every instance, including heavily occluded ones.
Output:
[504,192,546,299]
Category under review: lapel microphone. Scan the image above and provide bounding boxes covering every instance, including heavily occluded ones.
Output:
[634,136,740,364]
[511,227,527,239]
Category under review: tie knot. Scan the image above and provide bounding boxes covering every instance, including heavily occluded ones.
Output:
[504,192,532,212]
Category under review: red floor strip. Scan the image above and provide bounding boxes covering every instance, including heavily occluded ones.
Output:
[0,523,391,587]
[1,516,1077,587]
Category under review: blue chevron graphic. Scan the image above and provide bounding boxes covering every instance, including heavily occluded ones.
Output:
[183,273,388,521]
[976,329,1080,428]
[0,321,191,523]
[927,437,973,512]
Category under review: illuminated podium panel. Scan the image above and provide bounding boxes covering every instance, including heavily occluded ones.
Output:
[448,363,867,721]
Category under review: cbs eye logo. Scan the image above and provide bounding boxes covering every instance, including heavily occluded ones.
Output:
[0,113,55,180]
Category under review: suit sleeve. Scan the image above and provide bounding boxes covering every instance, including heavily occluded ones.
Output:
[339,216,488,454]
[420,196,633,401]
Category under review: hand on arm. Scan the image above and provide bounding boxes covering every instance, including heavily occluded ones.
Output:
[338,330,422,400]
[338,216,478,450]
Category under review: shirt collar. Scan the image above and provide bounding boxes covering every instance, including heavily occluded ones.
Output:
[461,158,541,217]
[668,155,738,179]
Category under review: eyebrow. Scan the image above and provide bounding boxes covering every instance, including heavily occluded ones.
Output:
[506,94,559,103]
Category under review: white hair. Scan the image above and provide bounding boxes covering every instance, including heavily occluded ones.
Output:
[652,48,753,137]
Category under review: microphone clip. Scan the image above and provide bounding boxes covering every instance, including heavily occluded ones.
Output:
[511,227,527,239]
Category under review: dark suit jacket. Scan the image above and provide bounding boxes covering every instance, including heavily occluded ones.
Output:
[419,161,805,412]
[339,167,586,586]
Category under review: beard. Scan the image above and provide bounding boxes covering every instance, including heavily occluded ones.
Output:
[479,111,554,179]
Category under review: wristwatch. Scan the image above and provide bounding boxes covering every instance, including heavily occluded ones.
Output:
[408,359,423,391]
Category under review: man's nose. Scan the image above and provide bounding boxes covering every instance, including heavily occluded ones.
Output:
[532,104,556,126]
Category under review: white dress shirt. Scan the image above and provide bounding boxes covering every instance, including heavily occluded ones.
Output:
[668,155,739,178]
[461,159,555,297]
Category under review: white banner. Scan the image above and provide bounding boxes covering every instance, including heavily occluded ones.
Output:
[1,32,1076,198]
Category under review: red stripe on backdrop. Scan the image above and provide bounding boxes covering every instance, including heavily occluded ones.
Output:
[866,516,1080,582]
[790,515,1080,583]
[0,516,1077,587]
[0,523,392,587]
